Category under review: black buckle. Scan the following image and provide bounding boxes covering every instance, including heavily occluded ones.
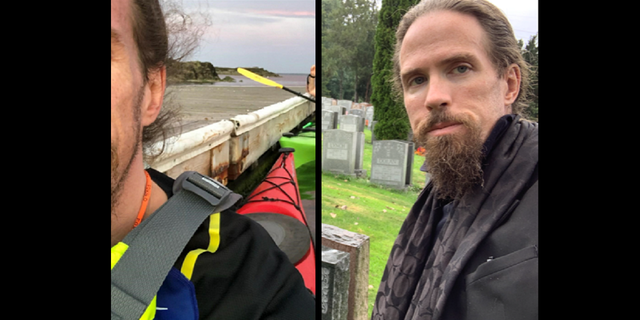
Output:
[173,171,231,207]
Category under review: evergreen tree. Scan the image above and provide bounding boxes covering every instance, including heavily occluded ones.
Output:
[370,0,420,140]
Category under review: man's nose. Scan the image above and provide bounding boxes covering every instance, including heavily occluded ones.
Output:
[425,76,451,111]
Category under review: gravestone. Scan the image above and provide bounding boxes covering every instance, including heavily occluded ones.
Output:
[338,115,365,133]
[322,129,366,178]
[322,224,370,320]
[364,107,374,128]
[337,99,352,109]
[322,110,338,131]
[370,140,414,189]
[325,105,346,116]
[347,109,364,118]
[322,246,351,320]
[405,141,415,187]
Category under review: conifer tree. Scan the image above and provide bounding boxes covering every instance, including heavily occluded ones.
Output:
[370,0,420,140]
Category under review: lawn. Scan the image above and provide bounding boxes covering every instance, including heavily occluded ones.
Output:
[321,127,427,316]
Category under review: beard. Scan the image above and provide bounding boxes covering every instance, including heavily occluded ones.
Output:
[111,84,145,217]
[415,111,485,200]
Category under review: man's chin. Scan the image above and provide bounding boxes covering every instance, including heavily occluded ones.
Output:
[421,126,484,200]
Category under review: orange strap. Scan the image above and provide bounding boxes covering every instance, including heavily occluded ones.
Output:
[132,170,152,229]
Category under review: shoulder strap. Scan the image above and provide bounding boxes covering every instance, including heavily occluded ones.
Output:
[111,171,242,320]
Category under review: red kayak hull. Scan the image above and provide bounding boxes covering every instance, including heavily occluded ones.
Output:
[236,150,316,295]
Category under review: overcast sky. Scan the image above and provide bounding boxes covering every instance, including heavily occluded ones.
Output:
[181,0,315,74]
[483,0,538,43]
[177,0,536,74]
[372,0,538,43]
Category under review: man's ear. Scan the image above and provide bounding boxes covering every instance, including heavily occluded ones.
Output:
[503,63,521,111]
[141,66,166,126]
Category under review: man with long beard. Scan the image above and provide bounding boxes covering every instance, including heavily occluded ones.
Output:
[371,1,538,320]
[111,0,314,318]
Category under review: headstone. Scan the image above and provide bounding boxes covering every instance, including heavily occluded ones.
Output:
[370,140,413,189]
[322,110,338,131]
[322,224,370,320]
[337,99,352,109]
[322,129,366,178]
[405,141,415,186]
[321,246,350,320]
[364,107,374,128]
[347,109,364,118]
[325,105,346,116]
[338,115,365,133]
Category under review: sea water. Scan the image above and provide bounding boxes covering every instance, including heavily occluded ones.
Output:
[214,73,308,88]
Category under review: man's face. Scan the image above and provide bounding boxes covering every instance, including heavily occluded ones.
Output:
[399,10,514,199]
[399,10,511,145]
[111,0,145,213]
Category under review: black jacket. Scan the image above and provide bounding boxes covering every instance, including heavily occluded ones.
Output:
[372,115,538,320]
[148,169,315,319]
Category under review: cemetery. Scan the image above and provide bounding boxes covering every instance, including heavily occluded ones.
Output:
[320,97,428,319]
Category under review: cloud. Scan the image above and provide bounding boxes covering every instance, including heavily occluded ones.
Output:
[247,10,315,18]
[182,1,315,73]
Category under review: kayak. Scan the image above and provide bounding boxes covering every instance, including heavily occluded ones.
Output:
[236,148,316,295]
[279,127,315,169]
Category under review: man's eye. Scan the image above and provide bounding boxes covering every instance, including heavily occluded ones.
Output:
[411,76,426,85]
[454,66,469,73]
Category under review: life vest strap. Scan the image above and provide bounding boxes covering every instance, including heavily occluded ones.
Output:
[111,171,242,320]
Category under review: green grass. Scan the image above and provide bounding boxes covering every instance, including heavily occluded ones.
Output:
[321,127,427,316]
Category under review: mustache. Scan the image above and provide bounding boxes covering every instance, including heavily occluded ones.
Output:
[417,111,473,137]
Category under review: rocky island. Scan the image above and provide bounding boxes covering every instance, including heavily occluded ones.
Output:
[166,60,280,85]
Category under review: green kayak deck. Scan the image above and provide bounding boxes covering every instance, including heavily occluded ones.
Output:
[279,130,315,169]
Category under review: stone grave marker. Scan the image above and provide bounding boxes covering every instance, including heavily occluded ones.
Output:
[364,107,374,128]
[322,129,366,177]
[338,115,365,133]
[321,246,350,320]
[322,110,338,131]
[405,140,415,187]
[325,105,346,116]
[370,140,413,189]
[322,224,370,320]
[347,109,364,118]
[337,99,352,109]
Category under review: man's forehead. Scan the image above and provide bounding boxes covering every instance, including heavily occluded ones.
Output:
[400,11,488,70]
[111,0,132,39]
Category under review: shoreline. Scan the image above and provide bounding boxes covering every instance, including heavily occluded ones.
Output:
[168,73,307,87]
